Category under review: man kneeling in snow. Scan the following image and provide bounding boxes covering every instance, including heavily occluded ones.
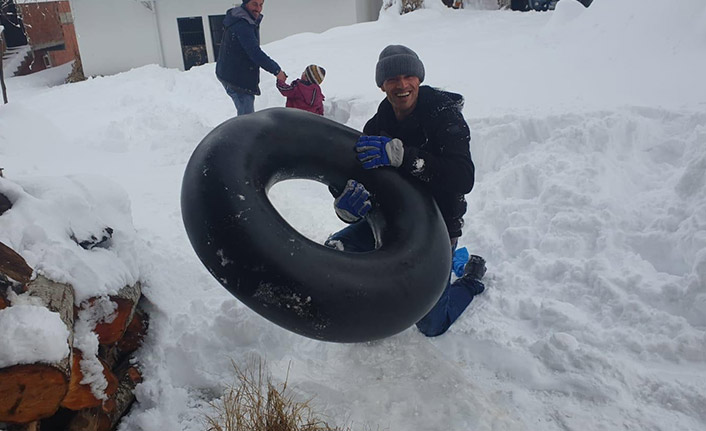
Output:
[326,45,487,337]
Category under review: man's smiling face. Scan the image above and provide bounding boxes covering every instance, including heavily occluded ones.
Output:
[381,74,420,120]
[245,0,264,19]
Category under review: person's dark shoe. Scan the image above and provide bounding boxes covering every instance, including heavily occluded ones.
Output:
[463,255,486,281]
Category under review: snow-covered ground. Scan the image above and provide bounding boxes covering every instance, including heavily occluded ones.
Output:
[1,0,705,430]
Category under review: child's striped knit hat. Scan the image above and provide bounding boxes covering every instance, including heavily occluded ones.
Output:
[304,65,326,85]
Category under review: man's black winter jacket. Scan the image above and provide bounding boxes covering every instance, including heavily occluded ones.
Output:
[215,6,280,95]
[363,86,475,239]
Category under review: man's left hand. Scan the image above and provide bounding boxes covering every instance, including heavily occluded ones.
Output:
[355,136,404,169]
[334,179,372,223]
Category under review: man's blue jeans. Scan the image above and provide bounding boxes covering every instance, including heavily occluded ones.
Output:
[223,84,254,116]
[325,220,484,337]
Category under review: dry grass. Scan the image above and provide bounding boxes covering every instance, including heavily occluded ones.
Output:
[204,360,349,431]
[65,56,86,83]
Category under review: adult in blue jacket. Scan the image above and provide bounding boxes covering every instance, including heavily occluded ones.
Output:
[327,45,487,337]
[216,0,286,115]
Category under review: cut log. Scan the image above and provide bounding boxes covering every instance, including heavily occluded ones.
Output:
[0,364,70,423]
[117,306,148,353]
[0,242,33,309]
[64,407,111,431]
[0,276,75,423]
[101,306,149,370]
[83,282,141,345]
[6,421,40,431]
[0,242,30,284]
[25,275,75,332]
[36,407,77,431]
[60,349,118,411]
[24,276,75,354]
[66,360,142,431]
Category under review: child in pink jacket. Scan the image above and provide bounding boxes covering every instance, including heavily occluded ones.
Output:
[276,64,326,115]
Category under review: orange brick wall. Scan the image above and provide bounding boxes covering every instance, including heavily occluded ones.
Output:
[19,2,63,46]
[53,1,79,66]
[17,1,79,70]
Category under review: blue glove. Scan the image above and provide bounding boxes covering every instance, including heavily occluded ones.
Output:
[334,179,372,223]
[452,247,469,277]
[355,136,404,169]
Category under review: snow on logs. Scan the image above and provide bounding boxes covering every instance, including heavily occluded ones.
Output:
[0,273,74,423]
[0,234,148,429]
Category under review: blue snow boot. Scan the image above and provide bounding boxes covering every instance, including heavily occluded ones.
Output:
[463,255,486,281]
[453,255,486,296]
[452,247,469,277]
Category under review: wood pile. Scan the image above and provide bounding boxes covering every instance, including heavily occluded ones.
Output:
[0,192,148,431]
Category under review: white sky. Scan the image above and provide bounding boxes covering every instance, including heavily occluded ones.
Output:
[1,0,705,430]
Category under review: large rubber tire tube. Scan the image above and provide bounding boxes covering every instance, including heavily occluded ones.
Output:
[181,108,451,343]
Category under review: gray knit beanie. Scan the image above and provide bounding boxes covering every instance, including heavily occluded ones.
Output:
[375,45,425,87]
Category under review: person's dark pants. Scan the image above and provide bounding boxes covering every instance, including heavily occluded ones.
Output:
[325,221,484,337]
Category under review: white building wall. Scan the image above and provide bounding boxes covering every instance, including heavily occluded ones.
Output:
[259,0,376,44]
[69,0,381,76]
[357,0,383,23]
[69,0,163,77]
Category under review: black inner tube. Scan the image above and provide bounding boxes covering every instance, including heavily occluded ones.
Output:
[181,108,451,342]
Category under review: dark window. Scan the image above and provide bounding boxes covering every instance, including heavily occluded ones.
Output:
[46,43,66,52]
[177,16,207,70]
[209,15,226,62]
[0,0,28,47]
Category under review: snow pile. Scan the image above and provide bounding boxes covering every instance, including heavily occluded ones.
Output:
[464,107,706,428]
[0,175,139,302]
[0,304,69,368]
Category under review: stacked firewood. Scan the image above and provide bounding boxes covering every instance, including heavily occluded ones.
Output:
[0,193,148,431]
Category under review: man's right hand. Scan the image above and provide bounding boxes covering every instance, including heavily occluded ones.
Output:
[355,136,404,169]
[276,70,287,82]
[334,180,372,223]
